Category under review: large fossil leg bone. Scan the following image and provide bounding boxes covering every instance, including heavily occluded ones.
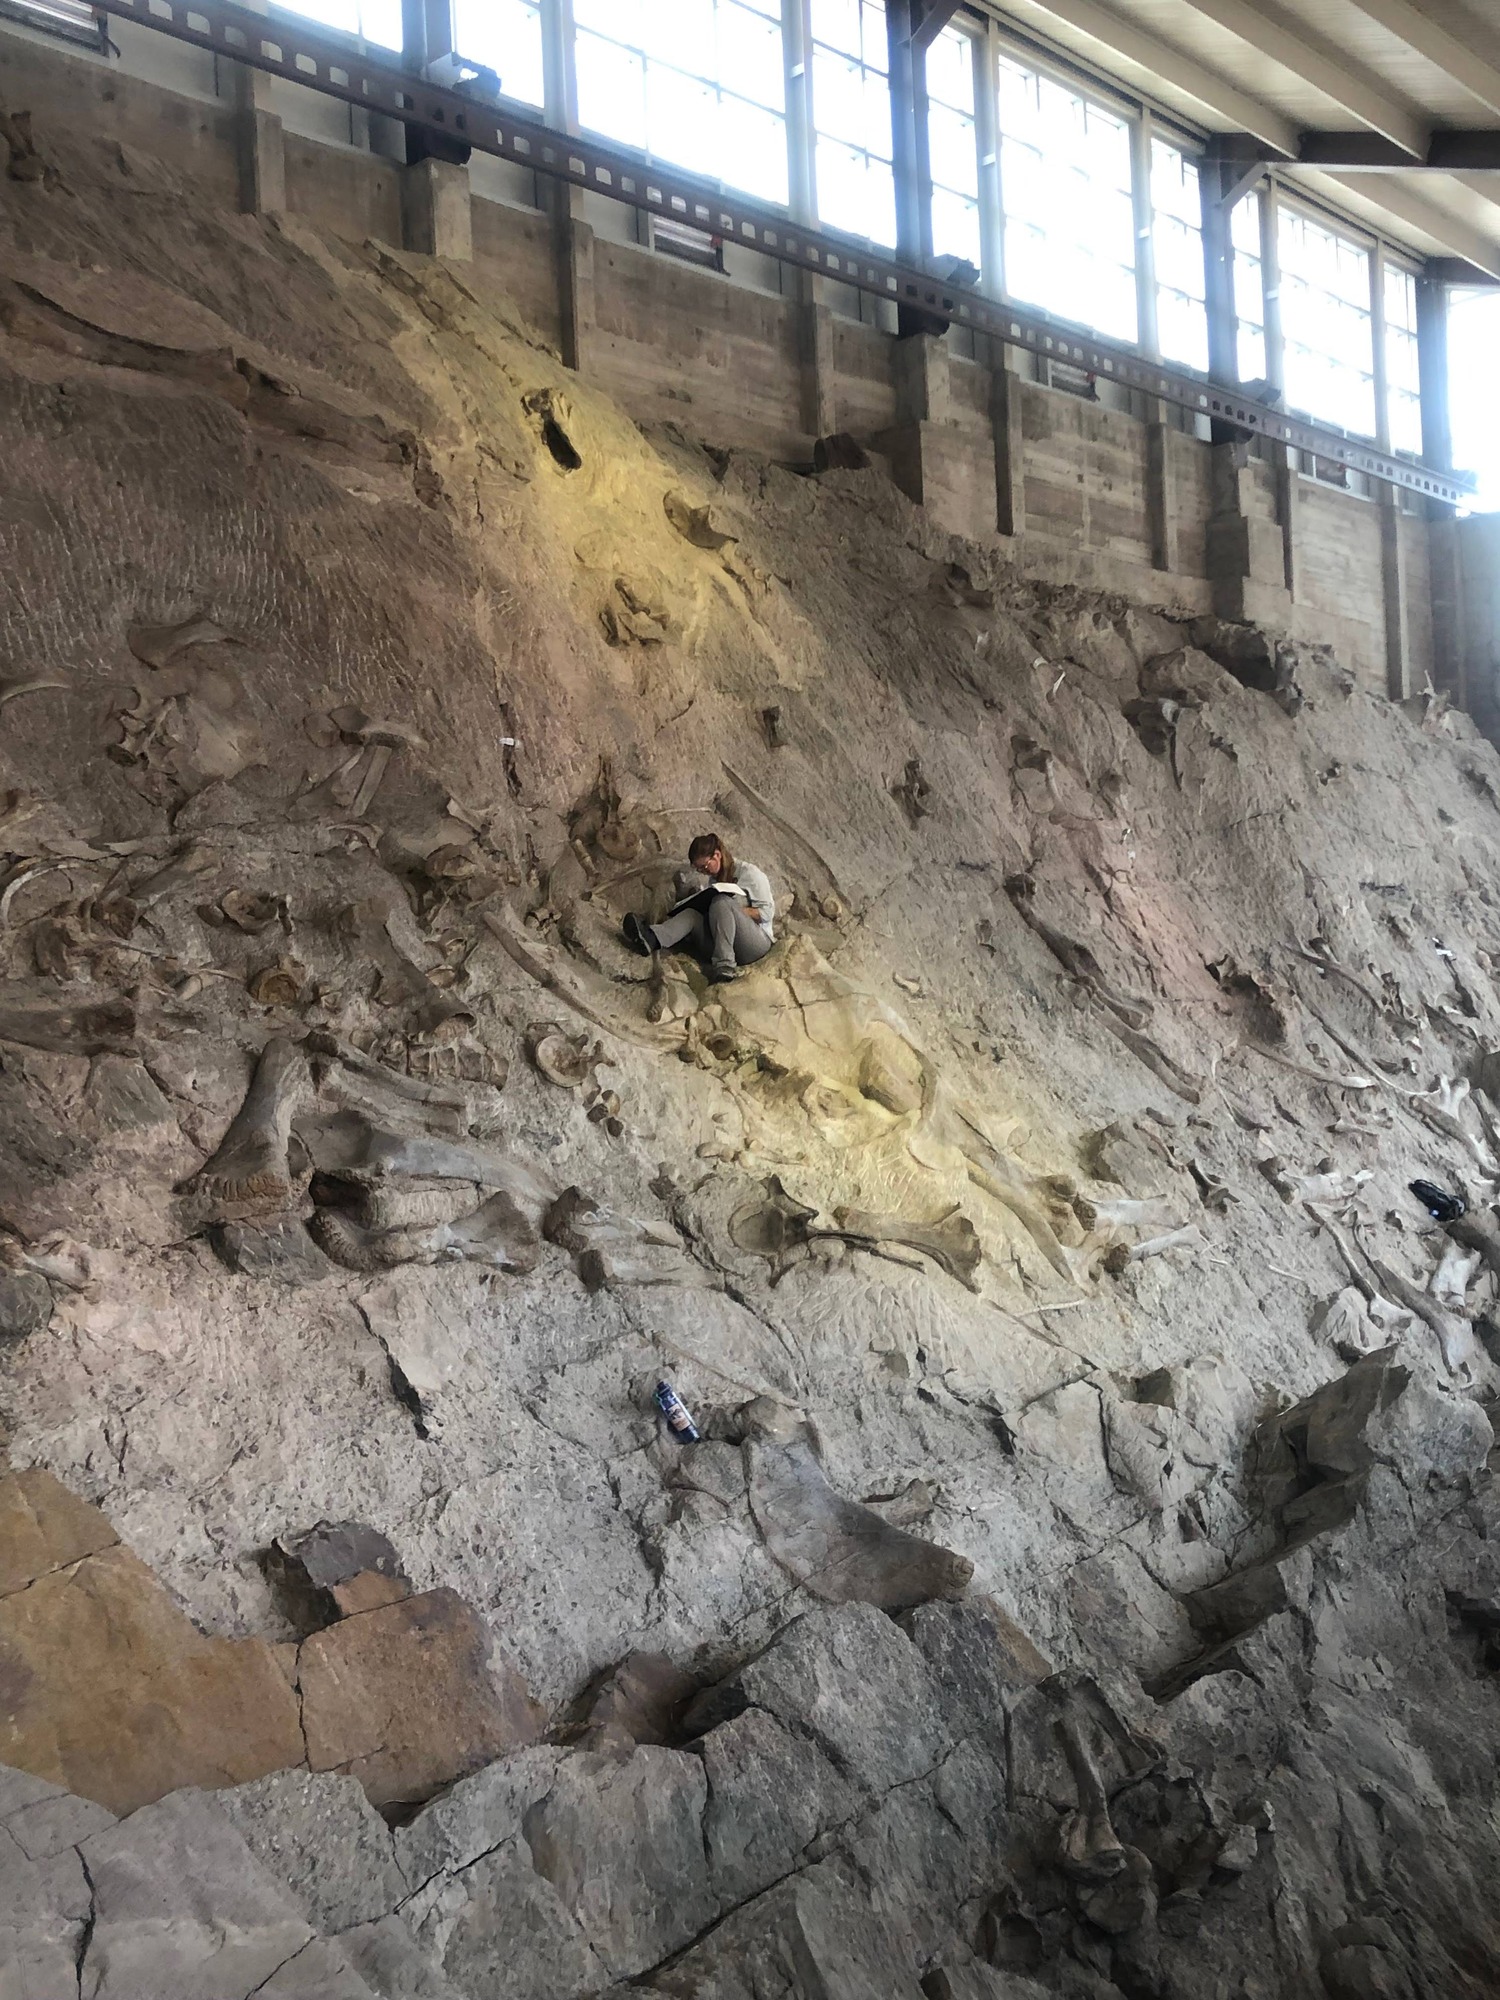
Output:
[829,1205,983,1291]
[190,1037,308,1217]
[746,1430,973,1611]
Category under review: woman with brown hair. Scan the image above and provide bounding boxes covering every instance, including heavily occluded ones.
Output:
[623,831,775,983]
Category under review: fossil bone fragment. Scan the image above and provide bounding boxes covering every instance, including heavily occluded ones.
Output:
[189,1036,309,1217]
[248,957,307,1008]
[543,1186,680,1257]
[1370,1257,1479,1379]
[1071,1194,1180,1234]
[1430,1239,1481,1310]
[220,888,282,933]
[126,614,242,668]
[576,1242,701,1290]
[311,1176,481,1232]
[0,994,135,1054]
[830,1205,983,1291]
[294,1108,555,1218]
[745,1428,973,1610]
[1102,1224,1204,1273]
[526,1019,600,1088]
[311,1189,539,1274]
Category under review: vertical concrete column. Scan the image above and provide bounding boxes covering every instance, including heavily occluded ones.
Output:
[402,156,473,260]
[1378,492,1411,702]
[228,0,286,217]
[892,332,952,426]
[1205,440,1292,625]
[1369,243,1408,700]
[556,210,597,375]
[798,279,838,441]
[1429,511,1466,707]
[992,357,1025,540]
[1145,421,1178,575]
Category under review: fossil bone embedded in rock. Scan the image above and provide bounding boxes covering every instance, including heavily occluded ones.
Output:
[746,1427,973,1610]
[188,1036,309,1219]
[525,1019,601,1089]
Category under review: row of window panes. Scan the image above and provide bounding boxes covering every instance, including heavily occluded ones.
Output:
[266,0,1422,452]
[1230,195,1420,448]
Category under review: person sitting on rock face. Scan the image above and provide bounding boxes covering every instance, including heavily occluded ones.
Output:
[622,831,774,984]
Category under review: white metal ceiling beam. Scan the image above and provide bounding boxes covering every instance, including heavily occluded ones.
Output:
[1320,172,1500,277]
[1180,0,1426,157]
[1340,0,1500,120]
[988,0,1299,153]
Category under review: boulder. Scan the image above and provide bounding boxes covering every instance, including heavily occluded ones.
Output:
[522,1746,715,1980]
[298,1589,544,1811]
[77,1790,313,2000]
[216,1768,407,1934]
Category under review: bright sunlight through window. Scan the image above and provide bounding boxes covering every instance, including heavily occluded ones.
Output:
[995,55,1136,345]
[1383,263,1422,457]
[272,0,400,49]
[1151,141,1206,371]
[925,18,981,275]
[574,0,788,207]
[452,0,544,106]
[810,0,897,247]
[1450,289,1500,511]
[1279,205,1375,438]
[1231,194,1266,383]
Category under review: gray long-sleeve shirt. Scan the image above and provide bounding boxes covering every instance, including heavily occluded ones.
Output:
[674,860,776,941]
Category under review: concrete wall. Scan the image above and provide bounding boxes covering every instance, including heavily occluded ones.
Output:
[0,9,1461,698]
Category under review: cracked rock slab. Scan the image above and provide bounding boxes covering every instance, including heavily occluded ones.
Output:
[77,1789,314,2000]
[643,1858,928,1999]
[698,1705,861,1908]
[298,1588,544,1812]
[684,1602,951,1796]
[404,1834,611,2000]
[0,1537,304,1815]
[522,1745,715,1980]
[746,1435,974,1611]
[216,1768,407,1934]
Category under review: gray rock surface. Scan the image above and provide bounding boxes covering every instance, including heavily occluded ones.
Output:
[7,110,1500,2000]
[77,1791,313,2000]
[217,1768,407,1934]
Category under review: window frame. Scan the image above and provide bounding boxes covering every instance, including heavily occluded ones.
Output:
[989,35,1143,349]
[570,0,792,212]
[0,0,106,48]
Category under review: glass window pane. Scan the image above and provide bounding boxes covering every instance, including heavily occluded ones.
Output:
[927,23,974,114]
[577,32,648,151]
[718,95,790,203]
[816,135,896,243]
[574,2,790,206]
[931,187,981,267]
[452,0,544,105]
[278,0,401,44]
[812,47,871,150]
[928,103,977,196]
[995,55,1135,343]
[719,0,786,110]
[1278,205,1375,435]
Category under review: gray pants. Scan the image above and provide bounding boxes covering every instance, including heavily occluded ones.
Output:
[649,898,772,973]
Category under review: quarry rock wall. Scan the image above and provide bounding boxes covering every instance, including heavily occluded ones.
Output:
[5,46,1500,2000]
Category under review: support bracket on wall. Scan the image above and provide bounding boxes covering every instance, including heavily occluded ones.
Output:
[82,0,1473,505]
[910,0,966,49]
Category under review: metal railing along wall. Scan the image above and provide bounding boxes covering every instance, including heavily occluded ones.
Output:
[87,0,1473,505]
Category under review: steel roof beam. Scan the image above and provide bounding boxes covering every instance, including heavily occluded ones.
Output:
[1341,0,1500,121]
[987,0,1299,153]
[1174,0,1426,157]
